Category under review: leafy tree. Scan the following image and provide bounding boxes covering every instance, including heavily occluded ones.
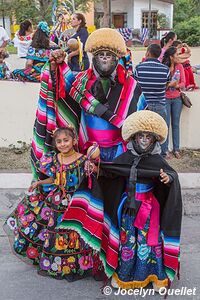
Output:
[174,0,200,26]
[175,16,200,46]
[2,0,94,25]
[173,0,200,46]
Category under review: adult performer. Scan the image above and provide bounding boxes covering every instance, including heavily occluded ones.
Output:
[31,28,139,179]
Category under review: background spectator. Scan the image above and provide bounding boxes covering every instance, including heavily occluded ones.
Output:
[68,13,89,71]
[159,31,177,62]
[162,46,186,159]
[0,48,12,79]
[134,44,170,156]
[13,20,33,58]
[13,21,57,82]
[0,26,9,48]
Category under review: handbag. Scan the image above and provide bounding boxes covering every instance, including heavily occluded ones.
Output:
[180,92,192,108]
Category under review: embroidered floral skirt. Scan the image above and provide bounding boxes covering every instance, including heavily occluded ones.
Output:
[4,188,94,280]
[113,214,168,288]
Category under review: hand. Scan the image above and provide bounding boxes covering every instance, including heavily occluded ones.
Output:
[160,169,170,184]
[67,53,72,62]
[28,181,39,192]
[50,49,66,64]
[168,80,178,88]
[84,160,97,176]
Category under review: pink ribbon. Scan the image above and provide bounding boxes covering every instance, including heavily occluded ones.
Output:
[134,191,160,246]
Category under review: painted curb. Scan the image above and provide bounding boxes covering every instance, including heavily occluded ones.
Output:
[0,173,200,189]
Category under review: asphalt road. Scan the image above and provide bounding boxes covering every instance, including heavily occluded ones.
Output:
[0,189,200,300]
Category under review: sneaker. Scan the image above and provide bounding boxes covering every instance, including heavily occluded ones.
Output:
[111,276,119,288]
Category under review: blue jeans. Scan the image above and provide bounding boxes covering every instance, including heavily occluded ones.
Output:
[147,102,167,155]
[162,97,182,153]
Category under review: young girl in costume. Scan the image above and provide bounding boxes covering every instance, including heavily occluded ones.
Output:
[4,126,96,281]
[13,19,33,58]
[13,21,57,82]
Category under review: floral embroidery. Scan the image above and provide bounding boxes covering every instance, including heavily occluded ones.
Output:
[17,204,25,216]
[55,236,67,251]
[121,247,134,261]
[7,217,17,230]
[138,244,151,261]
[67,174,78,187]
[26,246,39,259]
[14,238,26,251]
[78,256,93,270]
[62,266,71,274]
[152,244,162,259]
[38,229,49,241]
[120,231,127,244]
[40,257,51,270]
[40,207,52,220]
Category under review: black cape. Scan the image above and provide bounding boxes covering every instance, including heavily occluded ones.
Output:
[98,150,183,238]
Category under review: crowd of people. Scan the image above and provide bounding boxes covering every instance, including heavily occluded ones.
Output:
[0,13,89,81]
[3,24,185,295]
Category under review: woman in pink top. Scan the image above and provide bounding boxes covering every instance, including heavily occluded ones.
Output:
[162,46,186,159]
[159,31,177,62]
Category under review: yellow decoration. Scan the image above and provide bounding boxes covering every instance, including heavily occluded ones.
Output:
[54,172,60,185]
[112,273,168,289]
[77,36,83,70]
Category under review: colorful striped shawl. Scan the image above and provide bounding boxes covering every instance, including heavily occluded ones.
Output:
[69,67,137,128]
[31,62,80,179]
[59,175,122,279]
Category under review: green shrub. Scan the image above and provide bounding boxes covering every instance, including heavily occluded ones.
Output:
[174,16,200,46]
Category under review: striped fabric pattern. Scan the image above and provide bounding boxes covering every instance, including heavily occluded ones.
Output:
[59,190,119,278]
[70,67,136,129]
[134,58,170,104]
[31,62,80,179]
[162,234,180,282]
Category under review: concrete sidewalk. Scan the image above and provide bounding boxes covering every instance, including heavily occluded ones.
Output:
[0,173,200,189]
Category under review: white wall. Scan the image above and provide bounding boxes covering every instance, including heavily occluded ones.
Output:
[95,0,173,29]
[0,76,200,149]
[133,0,173,29]
[0,81,40,147]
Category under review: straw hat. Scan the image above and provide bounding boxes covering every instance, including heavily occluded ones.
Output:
[85,28,127,57]
[122,110,168,144]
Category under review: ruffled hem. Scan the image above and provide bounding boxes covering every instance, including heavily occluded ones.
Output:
[112,273,169,289]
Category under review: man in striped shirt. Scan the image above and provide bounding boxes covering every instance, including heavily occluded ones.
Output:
[134,44,170,122]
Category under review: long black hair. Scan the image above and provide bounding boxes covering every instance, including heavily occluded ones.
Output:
[162,46,177,67]
[31,29,50,49]
[160,31,176,48]
[19,20,32,36]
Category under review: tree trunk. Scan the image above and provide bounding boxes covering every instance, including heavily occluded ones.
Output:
[102,0,110,27]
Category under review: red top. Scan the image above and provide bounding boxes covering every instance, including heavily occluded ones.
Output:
[166,63,186,99]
